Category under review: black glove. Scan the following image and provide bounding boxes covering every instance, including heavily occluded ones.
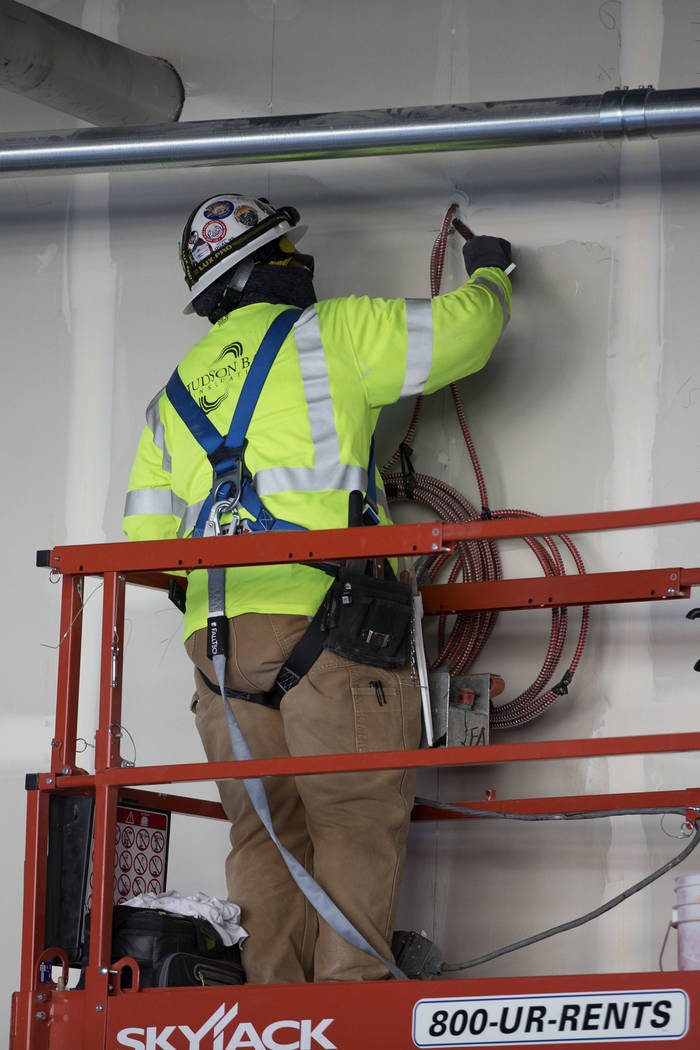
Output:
[462,235,512,275]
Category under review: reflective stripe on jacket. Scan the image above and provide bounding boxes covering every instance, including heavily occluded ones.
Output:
[123,267,511,639]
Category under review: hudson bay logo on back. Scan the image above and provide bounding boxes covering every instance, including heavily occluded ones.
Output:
[199,392,228,414]
[185,343,251,405]
[217,343,244,360]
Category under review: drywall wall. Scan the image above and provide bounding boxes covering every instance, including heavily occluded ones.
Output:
[2,0,700,1035]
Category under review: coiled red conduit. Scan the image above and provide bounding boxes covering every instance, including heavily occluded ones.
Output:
[380,204,590,728]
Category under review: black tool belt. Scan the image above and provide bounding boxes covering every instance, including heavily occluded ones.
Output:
[198,564,413,710]
[320,566,412,670]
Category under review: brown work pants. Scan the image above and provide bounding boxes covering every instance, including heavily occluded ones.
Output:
[186,612,421,984]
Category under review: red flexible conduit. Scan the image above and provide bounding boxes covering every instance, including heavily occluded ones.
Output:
[380,205,590,728]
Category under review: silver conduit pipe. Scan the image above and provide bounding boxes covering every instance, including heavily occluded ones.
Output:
[0,0,184,126]
[1,87,699,178]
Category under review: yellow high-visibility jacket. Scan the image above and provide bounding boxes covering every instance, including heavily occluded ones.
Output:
[123,268,511,640]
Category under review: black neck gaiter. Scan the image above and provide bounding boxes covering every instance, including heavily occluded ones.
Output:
[238,263,317,310]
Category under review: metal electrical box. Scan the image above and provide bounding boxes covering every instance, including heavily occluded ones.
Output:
[427,671,491,748]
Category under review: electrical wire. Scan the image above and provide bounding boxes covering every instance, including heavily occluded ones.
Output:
[414,797,693,823]
[110,722,137,767]
[661,812,694,839]
[436,813,700,973]
[40,580,104,650]
[381,205,590,727]
[76,722,137,769]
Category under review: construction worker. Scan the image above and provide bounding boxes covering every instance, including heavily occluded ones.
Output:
[123,193,512,984]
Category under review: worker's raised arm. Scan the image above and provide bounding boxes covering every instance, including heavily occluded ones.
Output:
[425,261,511,393]
[337,238,512,409]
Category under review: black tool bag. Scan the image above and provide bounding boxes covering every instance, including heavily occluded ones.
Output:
[156,953,246,988]
[110,906,245,988]
[321,567,413,669]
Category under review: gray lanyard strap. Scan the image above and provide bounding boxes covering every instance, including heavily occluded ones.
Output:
[208,569,406,980]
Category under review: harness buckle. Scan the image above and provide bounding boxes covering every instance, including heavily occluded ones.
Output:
[209,441,248,505]
[276,665,302,695]
[203,499,241,538]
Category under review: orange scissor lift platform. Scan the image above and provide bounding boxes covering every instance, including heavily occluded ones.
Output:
[10,502,700,1050]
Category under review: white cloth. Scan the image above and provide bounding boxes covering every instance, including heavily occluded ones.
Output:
[123,890,248,946]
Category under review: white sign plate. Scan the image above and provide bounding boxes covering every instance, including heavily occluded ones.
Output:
[85,805,169,911]
[413,990,689,1046]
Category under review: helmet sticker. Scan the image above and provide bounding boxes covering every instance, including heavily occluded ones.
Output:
[234,204,259,228]
[203,199,234,219]
[202,220,227,243]
[181,194,296,301]
[191,240,211,263]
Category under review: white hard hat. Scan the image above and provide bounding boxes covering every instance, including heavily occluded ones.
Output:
[179,194,306,313]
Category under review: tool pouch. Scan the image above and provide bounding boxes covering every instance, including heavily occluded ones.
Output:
[321,569,412,669]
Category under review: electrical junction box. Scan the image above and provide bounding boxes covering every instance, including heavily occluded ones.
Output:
[427,671,491,748]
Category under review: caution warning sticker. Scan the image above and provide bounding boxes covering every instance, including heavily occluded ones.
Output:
[413,990,689,1046]
[85,805,169,911]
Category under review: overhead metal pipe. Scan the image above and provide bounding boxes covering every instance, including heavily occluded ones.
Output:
[1,87,699,178]
[0,0,184,126]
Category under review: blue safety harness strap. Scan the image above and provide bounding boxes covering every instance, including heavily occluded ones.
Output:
[166,308,303,536]
[218,307,302,452]
[166,307,301,456]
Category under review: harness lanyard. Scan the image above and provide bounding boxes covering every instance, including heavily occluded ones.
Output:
[168,308,405,980]
[210,651,405,980]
